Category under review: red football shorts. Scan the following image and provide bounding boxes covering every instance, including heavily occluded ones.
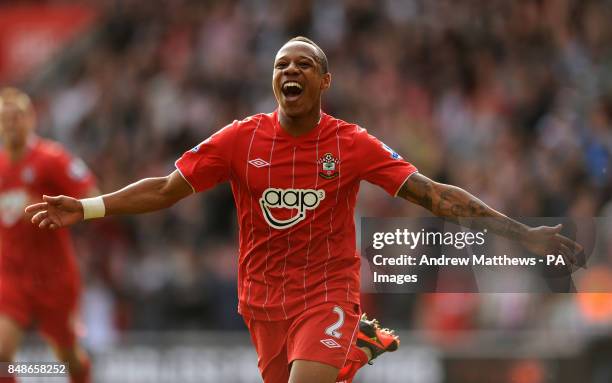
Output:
[244,301,361,383]
[0,273,80,348]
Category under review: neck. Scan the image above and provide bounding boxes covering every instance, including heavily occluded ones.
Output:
[7,145,27,162]
[278,107,321,137]
[6,137,32,162]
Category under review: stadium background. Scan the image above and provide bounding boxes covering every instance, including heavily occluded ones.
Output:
[2,0,612,382]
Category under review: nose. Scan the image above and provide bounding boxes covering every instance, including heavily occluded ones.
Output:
[283,61,300,75]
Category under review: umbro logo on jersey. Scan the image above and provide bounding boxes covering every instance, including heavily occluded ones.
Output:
[320,339,342,349]
[249,158,270,168]
[260,187,325,229]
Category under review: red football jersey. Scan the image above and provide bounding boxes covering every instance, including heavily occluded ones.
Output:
[0,138,95,284]
[176,111,417,320]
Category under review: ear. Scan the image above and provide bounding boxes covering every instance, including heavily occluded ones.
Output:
[320,72,331,91]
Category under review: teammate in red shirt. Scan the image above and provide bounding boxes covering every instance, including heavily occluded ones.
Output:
[26,37,582,383]
[0,88,95,383]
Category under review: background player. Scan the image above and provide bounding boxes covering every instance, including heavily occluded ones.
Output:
[25,38,582,383]
[0,88,96,383]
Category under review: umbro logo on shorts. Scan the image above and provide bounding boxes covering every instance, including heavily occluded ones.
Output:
[248,158,270,168]
[259,187,325,229]
[320,338,342,349]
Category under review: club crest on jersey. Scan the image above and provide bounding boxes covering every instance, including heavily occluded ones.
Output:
[68,159,89,181]
[260,187,325,229]
[21,167,35,184]
[317,153,340,180]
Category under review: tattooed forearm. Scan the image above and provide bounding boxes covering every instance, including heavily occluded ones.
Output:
[397,172,434,210]
[398,173,529,241]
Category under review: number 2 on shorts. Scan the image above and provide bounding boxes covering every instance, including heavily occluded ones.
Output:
[325,306,345,339]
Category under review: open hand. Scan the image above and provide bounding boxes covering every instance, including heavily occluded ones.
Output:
[521,224,583,266]
[24,195,84,229]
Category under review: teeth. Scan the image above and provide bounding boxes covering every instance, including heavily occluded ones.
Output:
[283,81,303,90]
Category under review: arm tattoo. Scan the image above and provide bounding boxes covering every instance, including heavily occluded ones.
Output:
[397,173,528,241]
[397,173,433,210]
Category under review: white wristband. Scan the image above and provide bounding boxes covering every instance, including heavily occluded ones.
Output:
[80,197,106,220]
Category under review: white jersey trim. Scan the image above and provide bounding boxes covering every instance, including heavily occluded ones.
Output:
[280,146,297,320]
[174,162,196,194]
[262,115,277,321]
[303,126,322,310]
[394,170,419,197]
[341,310,361,369]
[324,119,342,301]
[244,116,263,318]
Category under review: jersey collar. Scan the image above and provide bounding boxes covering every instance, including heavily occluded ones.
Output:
[273,109,327,143]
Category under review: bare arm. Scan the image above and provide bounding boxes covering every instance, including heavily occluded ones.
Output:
[397,173,582,261]
[398,173,528,239]
[103,170,193,215]
[25,170,193,229]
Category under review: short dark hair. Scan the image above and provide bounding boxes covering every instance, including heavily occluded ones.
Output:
[286,36,329,74]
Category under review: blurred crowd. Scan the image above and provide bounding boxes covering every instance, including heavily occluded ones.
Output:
[13,0,612,357]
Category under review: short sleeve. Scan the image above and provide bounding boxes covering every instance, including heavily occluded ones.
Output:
[175,121,238,193]
[356,128,418,196]
[49,150,96,198]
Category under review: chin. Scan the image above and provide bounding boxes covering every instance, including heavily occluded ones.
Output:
[281,105,304,117]
[283,101,315,117]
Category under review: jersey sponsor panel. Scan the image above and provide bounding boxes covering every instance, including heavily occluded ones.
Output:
[259,187,325,229]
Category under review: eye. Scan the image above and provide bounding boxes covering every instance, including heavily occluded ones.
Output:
[299,62,312,69]
[275,62,288,69]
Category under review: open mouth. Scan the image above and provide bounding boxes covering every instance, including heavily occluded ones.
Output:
[281,81,304,100]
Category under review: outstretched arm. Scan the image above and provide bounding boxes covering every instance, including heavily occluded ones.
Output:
[397,173,582,262]
[25,170,193,229]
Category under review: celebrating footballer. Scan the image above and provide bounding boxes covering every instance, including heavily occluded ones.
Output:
[25,37,583,383]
